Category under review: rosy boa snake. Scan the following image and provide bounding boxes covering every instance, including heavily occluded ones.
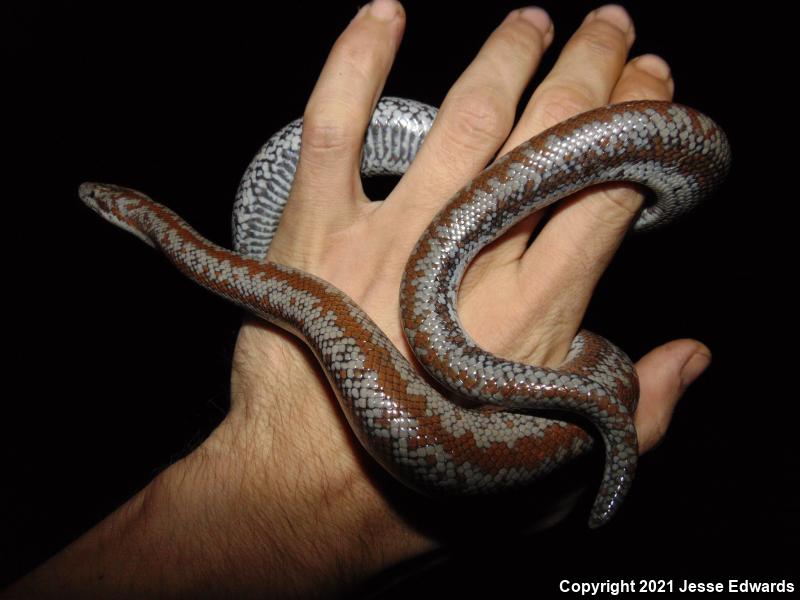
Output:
[79,97,730,527]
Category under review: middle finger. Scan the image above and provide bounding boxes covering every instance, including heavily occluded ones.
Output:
[478,5,636,265]
[503,5,635,155]
[384,7,553,225]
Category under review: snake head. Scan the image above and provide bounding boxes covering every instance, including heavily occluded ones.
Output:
[79,182,156,248]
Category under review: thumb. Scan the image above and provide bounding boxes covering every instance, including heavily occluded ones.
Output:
[634,339,712,453]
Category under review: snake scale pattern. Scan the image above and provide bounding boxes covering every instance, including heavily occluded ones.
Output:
[79,97,730,527]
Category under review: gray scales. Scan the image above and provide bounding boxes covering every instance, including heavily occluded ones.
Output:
[82,97,730,528]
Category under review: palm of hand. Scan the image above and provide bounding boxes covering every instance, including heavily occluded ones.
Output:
[216,1,710,539]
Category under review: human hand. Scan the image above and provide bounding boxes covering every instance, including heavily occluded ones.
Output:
[213,0,711,590]
[7,2,713,597]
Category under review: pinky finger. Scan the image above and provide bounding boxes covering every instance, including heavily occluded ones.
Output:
[611,53,675,103]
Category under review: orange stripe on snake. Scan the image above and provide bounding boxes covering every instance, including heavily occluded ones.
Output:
[79,99,730,527]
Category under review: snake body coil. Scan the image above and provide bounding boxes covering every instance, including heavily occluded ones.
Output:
[80,98,730,527]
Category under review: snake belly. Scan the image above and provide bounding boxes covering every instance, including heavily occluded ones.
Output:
[79,97,730,528]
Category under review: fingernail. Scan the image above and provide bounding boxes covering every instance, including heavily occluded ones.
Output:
[681,347,712,388]
[635,54,671,81]
[518,7,552,35]
[369,0,400,21]
[588,4,632,33]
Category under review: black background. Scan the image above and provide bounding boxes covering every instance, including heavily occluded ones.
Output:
[4,0,796,595]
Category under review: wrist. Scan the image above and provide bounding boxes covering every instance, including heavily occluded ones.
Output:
[181,417,432,592]
[219,323,435,593]
[175,323,437,595]
[7,326,434,599]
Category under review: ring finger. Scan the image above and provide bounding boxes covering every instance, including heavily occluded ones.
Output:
[509,52,675,361]
[479,4,637,265]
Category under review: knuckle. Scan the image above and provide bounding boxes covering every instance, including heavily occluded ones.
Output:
[494,23,544,61]
[443,92,512,150]
[581,187,644,228]
[599,187,644,219]
[301,121,352,154]
[617,83,666,102]
[533,83,595,127]
[301,105,358,154]
[331,37,383,82]
[573,23,626,56]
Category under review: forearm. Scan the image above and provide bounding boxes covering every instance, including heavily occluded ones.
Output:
[5,334,435,598]
[5,477,183,598]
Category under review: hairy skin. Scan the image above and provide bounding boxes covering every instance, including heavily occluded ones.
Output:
[6,2,711,597]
